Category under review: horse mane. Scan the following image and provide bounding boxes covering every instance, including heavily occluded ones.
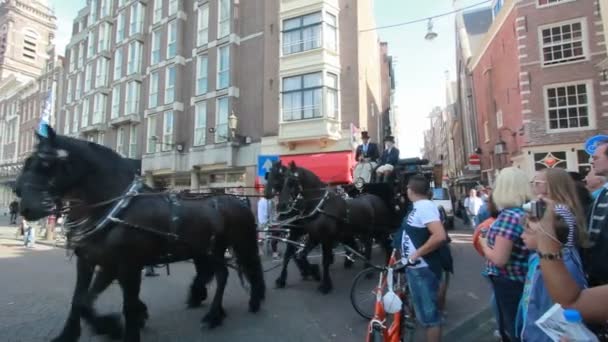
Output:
[294,166,326,188]
[55,135,137,174]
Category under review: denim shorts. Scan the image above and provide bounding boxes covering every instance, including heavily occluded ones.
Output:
[406,267,441,327]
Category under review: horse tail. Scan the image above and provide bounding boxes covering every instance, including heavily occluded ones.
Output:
[231,210,266,312]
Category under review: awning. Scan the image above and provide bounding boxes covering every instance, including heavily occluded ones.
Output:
[280,151,354,184]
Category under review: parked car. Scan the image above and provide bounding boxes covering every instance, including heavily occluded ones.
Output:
[431,187,454,230]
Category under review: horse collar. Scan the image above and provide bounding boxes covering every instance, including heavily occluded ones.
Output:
[68,178,144,246]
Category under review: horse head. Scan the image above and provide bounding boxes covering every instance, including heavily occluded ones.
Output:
[264,160,287,199]
[16,126,135,221]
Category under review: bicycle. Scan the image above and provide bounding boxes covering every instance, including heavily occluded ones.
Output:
[350,250,418,342]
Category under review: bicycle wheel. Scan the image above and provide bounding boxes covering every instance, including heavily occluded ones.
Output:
[400,300,417,342]
[350,267,384,320]
[367,327,384,342]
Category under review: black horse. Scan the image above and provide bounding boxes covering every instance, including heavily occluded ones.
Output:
[15,127,265,342]
[264,160,396,294]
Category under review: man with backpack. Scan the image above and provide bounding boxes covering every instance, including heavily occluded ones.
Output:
[9,199,18,224]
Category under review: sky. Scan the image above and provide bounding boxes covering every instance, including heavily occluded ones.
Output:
[50,0,491,158]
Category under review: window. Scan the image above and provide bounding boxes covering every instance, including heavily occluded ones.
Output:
[151,29,161,65]
[162,111,174,151]
[165,66,176,104]
[81,97,89,128]
[149,71,159,108]
[111,84,121,119]
[545,81,592,131]
[538,0,573,6]
[98,23,111,52]
[496,109,503,128]
[216,97,229,143]
[217,45,229,89]
[114,48,123,80]
[577,149,592,176]
[432,188,450,200]
[69,46,76,72]
[90,0,98,22]
[168,0,178,16]
[22,29,38,61]
[95,57,109,88]
[326,73,338,119]
[147,115,158,153]
[194,101,206,146]
[153,0,162,24]
[540,20,586,66]
[84,63,92,92]
[118,0,125,8]
[72,107,80,134]
[324,13,337,52]
[167,20,177,59]
[100,0,111,18]
[197,4,209,46]
[116,127,125,156]
[66,78,73,103]
[75,73,82,100]
[63,110,70,134]
[126,81,140,114]
[282,72,326,121]
[196,55,208,94]
[88,30,96,57]
[98,132,105,145]
[93,93,106,124]
[129,2,144,36]
[282,12,323,55]
[128,125,137,157]
[77,41,84,67]
[127,41,142,75]
[492,0,504,17]
[534,151,567,170]
[218,0,231,38]
[116,11,125,42]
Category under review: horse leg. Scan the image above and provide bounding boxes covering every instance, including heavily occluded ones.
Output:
[51,256,95,342]
[79,266,124,338]
[187,256,210,308]
[294,238,321,281]
[275,241,296,288]
[202,256,229,328]
[117,266,144,342]
[317,240,334,294]
[230,225,266,312]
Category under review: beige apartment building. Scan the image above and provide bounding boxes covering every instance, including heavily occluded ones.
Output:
[56,0,393,192]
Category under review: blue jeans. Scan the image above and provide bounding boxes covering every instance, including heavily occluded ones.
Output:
[406,267,441,328]
[490,276,524,342]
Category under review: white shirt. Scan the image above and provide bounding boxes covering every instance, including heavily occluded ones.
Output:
[401,199,440,268]
[464,196,484,216]
[257,198,269,225]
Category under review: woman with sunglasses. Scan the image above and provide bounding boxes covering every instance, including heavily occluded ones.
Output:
[517,168,589,341]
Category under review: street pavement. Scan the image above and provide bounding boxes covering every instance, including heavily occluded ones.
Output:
[0,216,495,342]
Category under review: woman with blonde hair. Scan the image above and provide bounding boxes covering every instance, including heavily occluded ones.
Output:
[480,167,533,342]
[516,168,588,341]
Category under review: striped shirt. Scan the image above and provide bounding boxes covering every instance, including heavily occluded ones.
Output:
[588,183,608,247]
[483,207,529,283]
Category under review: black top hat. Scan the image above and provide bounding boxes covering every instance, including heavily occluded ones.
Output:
[384,135,395,143]
[361,131,370,139]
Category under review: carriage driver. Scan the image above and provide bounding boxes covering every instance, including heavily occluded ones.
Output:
[375,135,400,183]
[353,131,380,183]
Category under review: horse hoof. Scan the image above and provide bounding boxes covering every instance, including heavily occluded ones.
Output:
[317,283,333,294]
[249,299,262,313]
[310,264,321,281]
[275,277,286,289]
[202,308,226,329]
[95,314,124,339]
[50,333,79,342]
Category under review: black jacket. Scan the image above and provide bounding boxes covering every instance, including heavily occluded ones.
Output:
[355,142,380,162]
[379,147,400,166]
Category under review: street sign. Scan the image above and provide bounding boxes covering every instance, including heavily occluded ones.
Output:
[584,135,608,155]
[257,155,279,178]
[469,154,481,165]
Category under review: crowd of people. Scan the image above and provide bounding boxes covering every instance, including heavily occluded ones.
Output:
[472,139,608,341]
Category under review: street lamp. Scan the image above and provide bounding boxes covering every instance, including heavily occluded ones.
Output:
[425,19,438,41]
[228,111,238,139]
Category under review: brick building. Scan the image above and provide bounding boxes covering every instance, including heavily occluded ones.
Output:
[470,0,606,183]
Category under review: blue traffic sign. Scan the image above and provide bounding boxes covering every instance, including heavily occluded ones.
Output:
[584,135,608,155]
[257,155,279,177]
